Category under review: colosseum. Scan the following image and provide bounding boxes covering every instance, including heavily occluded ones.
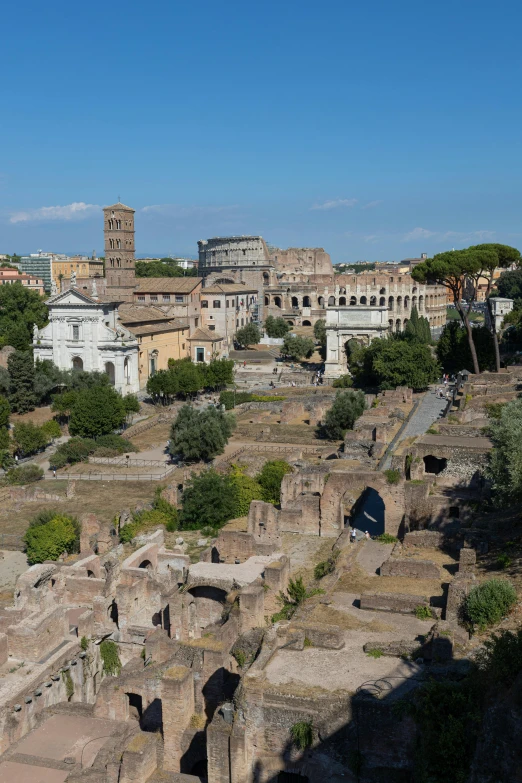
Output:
[197,235,447,333]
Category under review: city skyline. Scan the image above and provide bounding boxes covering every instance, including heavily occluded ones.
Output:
[2,0,522,261]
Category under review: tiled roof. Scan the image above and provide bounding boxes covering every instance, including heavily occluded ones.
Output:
[135,277,202,294]
[202,283,257,294]
[104,201,135,211]
[127,319,187,336]
[188,327,223,342]
[118,304,167,324]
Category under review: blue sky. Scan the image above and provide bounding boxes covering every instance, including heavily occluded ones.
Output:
[2,0,521,262]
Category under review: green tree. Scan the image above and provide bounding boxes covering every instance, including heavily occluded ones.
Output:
[135,260,184,277]
[169,404,235,462]
[467,243,521,371]
[34,359,69,405]
[323,390,366,440]
[0,367,9,397]
[235,322,261,348]
[436,321,494,374]
[486,397,522,505]
[12,422,48,456]
[412,250,482,374]
[313,319,327,345]
[41,419,61,441]
[167,358,206,397]
[69,385,126,438]
[256,460,293,504]
[179,469,237,530]
[282,334,315,361]
[0,282,48,351]
[0,395,10,429]
[51,390,78,423]
[404,305,431,344]
[8,350,36,413]
[204,358,234,389]
[122,393,140,425]
[146,368,180,403]
[264,316,290,338]
[495,267,522,300]
[6,464,44,484]
[24,515,79,564]
[229,464,263,516]
[351,338,439,390]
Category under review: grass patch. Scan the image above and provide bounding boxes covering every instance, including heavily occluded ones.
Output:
[367,648,383,658]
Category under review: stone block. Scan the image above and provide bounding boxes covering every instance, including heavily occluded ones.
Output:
[403,530,444,548]
[380,558,440,579]
[120,732,158,783]
[0,632,7,666]
[290,622,344,649]
[360,592,430,614]
[459,547,476,573]
[363,639,420,657]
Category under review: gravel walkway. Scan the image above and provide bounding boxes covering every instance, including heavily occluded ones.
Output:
[357,540,394,575]
[382,386,450,469]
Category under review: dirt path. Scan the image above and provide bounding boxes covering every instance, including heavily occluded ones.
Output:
[0,550,29,589]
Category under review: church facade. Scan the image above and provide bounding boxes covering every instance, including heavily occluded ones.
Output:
[33,288,139,395]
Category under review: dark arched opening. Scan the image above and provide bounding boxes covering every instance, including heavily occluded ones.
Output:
[302,320,311,326]
[303,295,311,307]
[339,296,346,305]
[423,455,447,475]
[139,559,152,570]
[350,296,357,306]
[291,296,299,308]
[349,487,385,537]
[87,569,95,578]
[274,296,282,308]
[191,759,208,781]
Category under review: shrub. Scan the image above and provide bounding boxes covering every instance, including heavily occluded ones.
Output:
[384,469,401,484]
[153,487,178,532]
[367,648,383,658]
[12,421,48,456]
[414,605,433,620]
[6,464,44,485]
[256,460,293,505]
[323,390,366,440]
[41,419,62,441]
[290,720,314,750]
[179,469,237,530]
[51,437,96,469]
[100,640,121,676]
[80,636,89,651]
[271,577,324,622]
[376,533,398,543]
[313,549,339,580]
[484,402,505,420]
[496,553,512,570]
[466,579,517,629]
[119,521,139,543]
[475,628,522,686]
[24,514,78,564]
[332,374,353,388]
[233,649,246,667]
[169,404,235,462]
[229,464,263,517]
[93,434,138,455]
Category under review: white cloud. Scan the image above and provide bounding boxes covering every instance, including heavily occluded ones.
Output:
[310,198,358,211]
[402,227,437,242]
[9,202,100,224]
[442,229,495,242]
[361,200,383,210]
[142,204,239,218]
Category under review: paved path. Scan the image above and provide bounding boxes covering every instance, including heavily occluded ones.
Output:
[357,540,394,575]
[382,386,450,469]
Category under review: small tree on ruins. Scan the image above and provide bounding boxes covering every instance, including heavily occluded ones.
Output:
[235,322,261,348]
[322,390,366,440]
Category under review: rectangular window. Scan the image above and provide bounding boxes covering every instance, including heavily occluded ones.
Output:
[137,295,145,302]
[196,347,205,362]
[150,295,158,302]
[72,325,79,340]
[163,294,171,302]
[182,343,185,350]
[175,295,183,303]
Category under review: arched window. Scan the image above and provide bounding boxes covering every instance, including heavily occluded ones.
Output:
[213,300,221,308]
[350,296,356,306]
[380,297,386,306]
[328,296,335,306]
[412,295,417,308]
[339,297,346,305]
[360,296,367,305]
[318,296,324,307]
[264,295,269,305]
[291,296,299,308]
[396,296,402,311]
[395,318,402,332]
[370,296,377,306]
[380,287,386,295]
[274,296,282,308]
[404,295,410,310]
[72,356,83,371]
[418,295,424,309]
[303,295,311,307]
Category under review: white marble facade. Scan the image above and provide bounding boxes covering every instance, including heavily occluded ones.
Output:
[323,305,390,379]
[33,289,139,395]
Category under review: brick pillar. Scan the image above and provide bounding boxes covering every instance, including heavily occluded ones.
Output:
[162,665,194,771]
[207,712,232,783]
[239,584,265,633]
[119,733,158,783]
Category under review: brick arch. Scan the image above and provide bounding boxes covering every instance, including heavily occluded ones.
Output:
[320,472,404,537]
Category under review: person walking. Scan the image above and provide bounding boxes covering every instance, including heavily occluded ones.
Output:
[350,528,357,544]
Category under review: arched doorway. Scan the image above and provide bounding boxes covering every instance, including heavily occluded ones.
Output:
[350,296,357,306]
[264,295,269,306]
[139,559,153,569]
[350,487,385,537]
[303,295,311,307]
[360,296,367,305]
[105,361,115,385]
[302,320,311,326]
[188,585,228,632]
[291,296,299,308]
[274,296,282,308]
[328,296,335,306]
[339,296,346,305]
[72,356,83,371]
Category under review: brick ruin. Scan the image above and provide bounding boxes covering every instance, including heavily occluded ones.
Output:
[0,373,514,782]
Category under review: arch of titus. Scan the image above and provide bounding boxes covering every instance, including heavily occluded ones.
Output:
[323,304,389,379]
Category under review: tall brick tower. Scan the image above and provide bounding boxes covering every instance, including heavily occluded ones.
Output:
[104,202,136,300]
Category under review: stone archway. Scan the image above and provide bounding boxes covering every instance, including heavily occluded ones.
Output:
[320,473,404,537]
[72,356,83,371]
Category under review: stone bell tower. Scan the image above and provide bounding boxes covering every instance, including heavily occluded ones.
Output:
[104,202,136,300]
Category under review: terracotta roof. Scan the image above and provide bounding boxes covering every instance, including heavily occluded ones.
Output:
[118,304,167,324]
[104,201,135,211]
[202,283,257,295]
[127,319,187,337]
[135,277,202,294]
[188,327,223,342]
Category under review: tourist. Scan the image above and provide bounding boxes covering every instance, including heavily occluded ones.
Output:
[350,528,357,544]
[365,531,370,539]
